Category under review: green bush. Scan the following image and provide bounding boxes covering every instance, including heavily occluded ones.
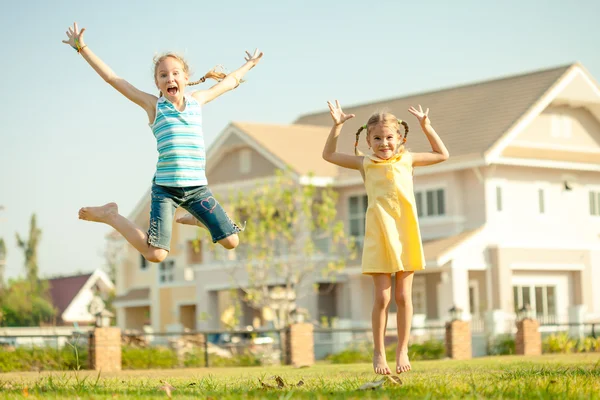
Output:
[327,339,445,364]
[488,334,515,355]
[121,346,178,369]
[0,345,88,372]
[543,333,600,354]
[543,333,576,354]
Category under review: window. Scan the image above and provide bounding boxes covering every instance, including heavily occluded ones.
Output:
[538,188,545,214]
[551,114,572,138]
[140,254,148,270]
[590,191,600,216]
[239,149,251,174]
[469,280,480,316]
[513,284,557,323]
[496,186,503,211]
[412,277,427,315]
[348,195,368,237]
[159,260,175,283]
[415,188,445,217]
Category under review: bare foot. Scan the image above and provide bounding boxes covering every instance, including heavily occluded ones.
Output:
[78,203,118,224]
[176,213,207,229]
[373,352,391,375]
[396,348,411,374]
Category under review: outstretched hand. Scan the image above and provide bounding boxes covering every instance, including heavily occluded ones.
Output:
[245,48,263,68]
[328,100,355,126]
[62,22,86,51]
[408,105,430,126]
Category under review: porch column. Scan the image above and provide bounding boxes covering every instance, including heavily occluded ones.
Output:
[437,267,469,321]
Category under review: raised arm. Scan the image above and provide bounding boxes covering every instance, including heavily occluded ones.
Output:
[63,23,157,122]
[192,49,263,105]
[322,100,364,171]
[408,105,450,167]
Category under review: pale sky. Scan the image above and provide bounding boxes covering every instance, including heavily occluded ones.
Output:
[1,0,599,280]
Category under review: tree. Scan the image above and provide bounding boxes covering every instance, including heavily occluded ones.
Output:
[16,214,42,293]
[0,278,56,327]
[212,169,356,329]
[0,238,6,291]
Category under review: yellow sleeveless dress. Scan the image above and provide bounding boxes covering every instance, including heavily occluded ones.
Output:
[361,151,425,274]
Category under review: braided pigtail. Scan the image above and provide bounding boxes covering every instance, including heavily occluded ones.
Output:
[354,125,367,156]
[188,65,228,87]
[399,120,409,145]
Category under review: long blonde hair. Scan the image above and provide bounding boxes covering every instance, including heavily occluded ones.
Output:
[354,112,409,156]
[153,53,227,96]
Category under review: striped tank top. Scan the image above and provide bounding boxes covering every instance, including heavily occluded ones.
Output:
[150,95,207,187]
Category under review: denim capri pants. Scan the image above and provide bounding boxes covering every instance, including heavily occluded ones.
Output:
[147,182,242,251]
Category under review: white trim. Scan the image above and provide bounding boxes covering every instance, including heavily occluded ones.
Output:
[510,263,584,271]
[157,282,196,289]
[510,140,600,154]
[496,242,600,251]
[419,215,465,227]
[62,269,115,322]
[495,157,600,172]
[298,175,335,186]
[113,299,151,308]
[485,65,578,162]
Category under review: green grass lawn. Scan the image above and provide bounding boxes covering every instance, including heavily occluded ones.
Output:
[0,354,599,399]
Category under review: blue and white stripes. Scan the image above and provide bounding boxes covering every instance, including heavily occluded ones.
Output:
[150,95,207,187]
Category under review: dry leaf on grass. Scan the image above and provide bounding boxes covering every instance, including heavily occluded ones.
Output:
[273,376,286,388]
[259,376,304,389]
[358,375,402,391]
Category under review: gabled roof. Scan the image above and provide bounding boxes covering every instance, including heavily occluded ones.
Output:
[294,64,575,165]
[47,270,115,324]
[210,122,339,178]
[48,273,93,319]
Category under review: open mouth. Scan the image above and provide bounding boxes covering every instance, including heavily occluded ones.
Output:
[167,86,179,96]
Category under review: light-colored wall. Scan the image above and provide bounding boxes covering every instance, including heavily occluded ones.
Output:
[514,106,600,148]
[207,145,278,184]
[485,166,600,246]
[158,285,196,331]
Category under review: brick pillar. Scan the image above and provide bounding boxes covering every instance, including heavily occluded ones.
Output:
[515,319,541,355]
[283,323,314,367]
[89,327,122,371]
[445,320,472,360]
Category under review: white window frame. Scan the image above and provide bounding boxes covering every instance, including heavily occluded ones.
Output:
[535,182,550,216]
[412,276,427,315]
[348,194,368,234]
[512,284,557,322]
[159,259,175,284]
[414,186,446,218]
[239,149,251,174]
[589,190,600,217]
[495,185,503,212]
[469,279,480,316]
[551,113,572,139]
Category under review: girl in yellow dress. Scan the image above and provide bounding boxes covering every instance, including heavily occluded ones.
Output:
[322,101,449,375]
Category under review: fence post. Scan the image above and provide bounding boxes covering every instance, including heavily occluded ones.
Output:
[88,327,122,371]
[284,323,314,367]
[515,318,541,356]
[445,320,472,360]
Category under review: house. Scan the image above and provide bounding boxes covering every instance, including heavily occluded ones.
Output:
[47,269,115,326]
[113,63,600,334]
